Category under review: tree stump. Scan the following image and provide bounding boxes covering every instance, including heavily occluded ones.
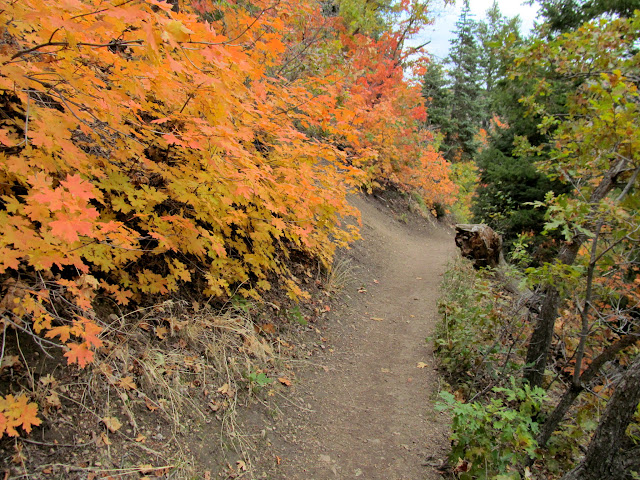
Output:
[454,224,504,269]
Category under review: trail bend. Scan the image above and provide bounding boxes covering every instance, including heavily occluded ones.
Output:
[250,194,456,480]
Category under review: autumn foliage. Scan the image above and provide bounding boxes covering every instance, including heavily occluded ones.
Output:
[0,0,454,436]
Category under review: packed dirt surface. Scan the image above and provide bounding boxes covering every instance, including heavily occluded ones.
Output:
[247,194,457,479]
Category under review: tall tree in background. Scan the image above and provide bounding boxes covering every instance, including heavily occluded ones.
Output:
[475,1,522,123]
[443,0,483,161]
[422,59,452,143]
[539,0,640,33]
[468,3,570,252]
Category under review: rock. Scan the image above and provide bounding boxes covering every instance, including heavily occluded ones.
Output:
[454,224,504,269]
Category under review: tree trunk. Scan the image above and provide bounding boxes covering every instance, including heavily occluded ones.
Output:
[560,354,640,480]
[523,158,630,388]
[537,333,639,448]
[523,241,581,386]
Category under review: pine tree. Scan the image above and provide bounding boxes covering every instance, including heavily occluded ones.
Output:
[421,59,452,139]
[475,1,522,123]
[540,0,640,34]
[445,0,483,162]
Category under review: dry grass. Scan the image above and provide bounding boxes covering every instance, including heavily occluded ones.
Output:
[323,256,355,294]
[2,298,291,479]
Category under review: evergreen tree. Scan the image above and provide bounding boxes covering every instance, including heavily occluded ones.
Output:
[475,2,522,123]
[421,59,452,139]
[471,3,570,257]
[540,0,640,33]
[444,0,483,162]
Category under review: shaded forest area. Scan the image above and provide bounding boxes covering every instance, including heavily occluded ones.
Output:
[430,1,640,479]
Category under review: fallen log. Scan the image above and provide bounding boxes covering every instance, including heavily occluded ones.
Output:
[454,223,539,311]
[454,223,504,269]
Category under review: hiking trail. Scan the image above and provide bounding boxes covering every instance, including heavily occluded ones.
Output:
[247,194,456,479]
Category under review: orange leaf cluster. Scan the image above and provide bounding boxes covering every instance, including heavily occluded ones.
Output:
[0,394,42,437]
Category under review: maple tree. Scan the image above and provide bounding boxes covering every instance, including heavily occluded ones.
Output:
[0,0,452,436]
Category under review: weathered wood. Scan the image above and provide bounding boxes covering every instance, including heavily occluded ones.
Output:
[454,223,504,269]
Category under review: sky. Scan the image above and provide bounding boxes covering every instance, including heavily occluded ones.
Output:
[411,0,541,61]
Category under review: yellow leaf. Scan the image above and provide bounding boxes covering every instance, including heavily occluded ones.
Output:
[102,416,122,433]
[164,21,194,43]
[416,362,428,369]
[155,326,168,339]
[118,376,137,391]
[100,432,112,446]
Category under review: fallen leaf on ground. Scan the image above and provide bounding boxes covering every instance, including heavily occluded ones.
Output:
[278,377,292,386]
[100,432,112,446]
[218,383,235,397]
[102,416,122,432]
[118,376,137,390]
[155,326,168,339]
[145,397,159,411]
[416,362,428,368]
[257,323,276,334]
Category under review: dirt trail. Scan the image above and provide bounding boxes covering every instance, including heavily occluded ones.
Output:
[251,195,456,479]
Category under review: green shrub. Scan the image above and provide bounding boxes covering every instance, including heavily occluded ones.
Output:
[434,259,522,390]
[436,377,546,479]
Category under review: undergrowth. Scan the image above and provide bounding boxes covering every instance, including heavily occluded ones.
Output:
[433,258,540,479]
[434,259,529,397]
[434,256,640,479]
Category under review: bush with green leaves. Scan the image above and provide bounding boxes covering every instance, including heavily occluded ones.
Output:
[436,378,547,480]
[434,259,525,392]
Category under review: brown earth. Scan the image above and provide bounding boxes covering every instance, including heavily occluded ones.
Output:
[244,194,457,479]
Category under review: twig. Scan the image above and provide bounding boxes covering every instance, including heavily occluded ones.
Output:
[14,330,35,390]
[2,315,59,358]
[0,322,6,368]
[9,40,144,61]
[18,437,95,448]
[23,93,30,146]
[182,1,281,47]
[71,0,136,20]
[272,389,315,412]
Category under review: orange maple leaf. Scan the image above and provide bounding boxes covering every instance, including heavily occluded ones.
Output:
[64,342,94,368]
[0,394,41,437]
[77,317,103,348]
[13,395,41,434]
[48,218,93,243]
[60,175,96,201]
[45,325,73,343]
